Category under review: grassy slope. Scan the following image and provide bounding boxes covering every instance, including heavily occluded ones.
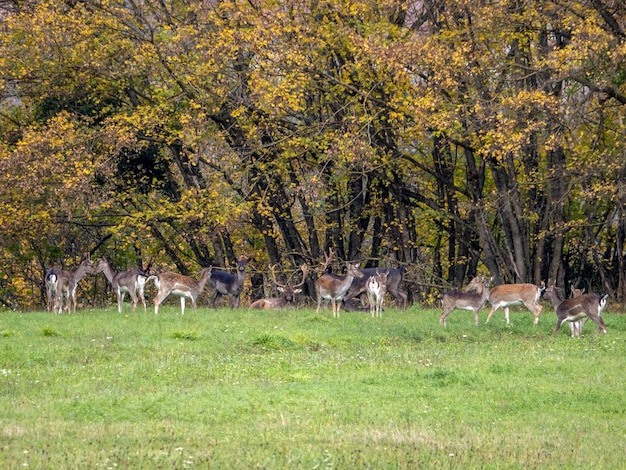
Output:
[1,303,625,469]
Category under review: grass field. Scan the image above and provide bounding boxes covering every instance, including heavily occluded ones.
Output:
[1,301,625,469]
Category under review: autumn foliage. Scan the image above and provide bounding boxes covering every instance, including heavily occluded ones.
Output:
[0,0,625,309]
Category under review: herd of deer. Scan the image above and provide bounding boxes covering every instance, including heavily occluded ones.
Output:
[43,249,407,318]
[440,275,608,337]
[44,250,609,337]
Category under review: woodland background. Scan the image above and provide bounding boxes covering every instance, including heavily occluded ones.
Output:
[0,0,625,310]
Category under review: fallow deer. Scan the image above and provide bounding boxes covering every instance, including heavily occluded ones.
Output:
[568,286,585,336]
[543,285,608,337]
[367,270,388,317]
[152,267,213,315]
[485,281,545,326]
[95,257,150,313]
[343,265,408,310]
[46,256,96,314]
[440,276,493,326]
[209,256,249,308]
[250,264,308,310]
[315,248,364,317]
[45,267,61,313]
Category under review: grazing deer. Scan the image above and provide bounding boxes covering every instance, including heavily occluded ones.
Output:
[343,266,408,310]
[485,281,545,326]
[47,257,96,314]
[95,257,151,313]
[250,264,308,310]
[367,270,389,317]
[543,285,608,337]
[152,267,213,315]
[315,249,364,317]
[209,256,249,308]
[440,276,493,326]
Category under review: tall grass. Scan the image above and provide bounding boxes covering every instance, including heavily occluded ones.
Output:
[1,304,624,468]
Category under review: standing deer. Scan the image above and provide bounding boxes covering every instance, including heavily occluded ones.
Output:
[95,257,151,313]
[45,267,61,313]
[367,270,389,317]
[209,256,249,308]
[315,249,364,317]
[46,257,96,314]
[543,285,608,337]
[485,281,545,325]
[568,286,585,336]
[343,265,408,310]
[250,264,308,310]
[152,267,213,315]
[440,276,492,326]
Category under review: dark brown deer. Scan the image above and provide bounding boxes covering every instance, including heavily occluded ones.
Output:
[250,264,308,310]
[209,256,249,308]
[152,267,213,315]
[95,257,150,313]
[485,281,545,326]
[343,265,408,310]
[315,248,364,317]
[543,285,608,337]
[440,276,492,326]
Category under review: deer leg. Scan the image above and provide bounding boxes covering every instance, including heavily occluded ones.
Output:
[440,307,452,326]
[154,290,170,315]
[473,308,479,326]
[180,297,186,316]
[504,307,511,325]
[587,314,607,334]
[485,306,497,323]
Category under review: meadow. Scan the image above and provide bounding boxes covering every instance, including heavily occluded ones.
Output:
[0,301,625,469]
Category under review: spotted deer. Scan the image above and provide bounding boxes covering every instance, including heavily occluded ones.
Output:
[151,267,213,315]
[485,281,545,325]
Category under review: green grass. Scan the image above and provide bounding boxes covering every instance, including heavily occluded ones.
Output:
[1,303,625,468]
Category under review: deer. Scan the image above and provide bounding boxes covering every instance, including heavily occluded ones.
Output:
[151,267,213,315]
[45,267,61,313]
[315,248,364,317]
[250,263,308,310]
[567,286,586,336]
[209,256,249,308]
[95,257,151,313]
[485,281,545,326]
[46,256,96,314]
[440,276,493,326]
[543,284,608,337]
[367,270,389,317]
[343,265,408,310]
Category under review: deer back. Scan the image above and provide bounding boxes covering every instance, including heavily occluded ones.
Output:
[489,283,541,305]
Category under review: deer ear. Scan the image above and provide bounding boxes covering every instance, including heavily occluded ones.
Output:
[277,286,285,293]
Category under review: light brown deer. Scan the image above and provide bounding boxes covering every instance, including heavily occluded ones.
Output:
[543,285,608,337]
[315,249,363,317]
[367,270,388,317]
[485,281,545,326]
[440,276,492,326]
[250,264,308,310]
[152,267,213,315]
